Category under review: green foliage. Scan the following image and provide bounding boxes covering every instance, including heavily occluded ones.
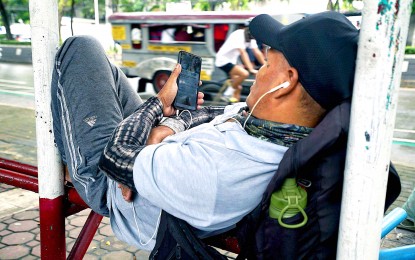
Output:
[227,0,250,10]
[342,1,354,11]
[193,1,211,11]
[115,0,146,12]
[0,0,309,26]
[114,0,187,12]
[115,0,254,12]
[0,0,29,25]
[405,46,415,54]
[71,0,105,20]
[193,0,228,11]
[0,34,30,44]
[0,39,30,45]
[149,5,163,11]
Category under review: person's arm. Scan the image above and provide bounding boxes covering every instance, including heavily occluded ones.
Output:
[252,47,265,65]
[118,102,225,200]
[99,64,183,191]
[239,48,257,74]
[100,63,223,191]
[159,106,225,134]
[99,96,164,191]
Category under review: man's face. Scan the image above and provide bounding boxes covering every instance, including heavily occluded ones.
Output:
[246,48,291,109]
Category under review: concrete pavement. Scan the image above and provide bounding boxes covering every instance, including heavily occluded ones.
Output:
[0,194,151,259]
[0,104,414,259]
[0,105,151,259]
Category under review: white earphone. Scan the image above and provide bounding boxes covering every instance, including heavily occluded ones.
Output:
[243,81,290,128]
[266,81,290,94]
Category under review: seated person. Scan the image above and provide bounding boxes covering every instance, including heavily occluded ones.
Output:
[192,28,205,42]
[215,19,265,102]
[175,26,192,41]
[161,27,176,43]
[51,12,358,251]
[247,39,264,68]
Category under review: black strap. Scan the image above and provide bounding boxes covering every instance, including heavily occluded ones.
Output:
[235,204,262,260]
[173,214,226,259]
[149,211,169,259]
[150,211,227,260]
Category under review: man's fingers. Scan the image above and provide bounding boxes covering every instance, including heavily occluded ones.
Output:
[156,63,182,116]
[197,92,204,108]
[173,63,182,75]
[118,183,133,202]
[197,91,204,99]
[165,63,181,85]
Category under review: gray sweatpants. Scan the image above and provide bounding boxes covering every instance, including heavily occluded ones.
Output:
[51,36,143,216]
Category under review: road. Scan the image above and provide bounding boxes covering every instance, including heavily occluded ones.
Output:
[391,87,415,166]
[0,62,155,109]
[0,63,35,109]
[0,61,414,166]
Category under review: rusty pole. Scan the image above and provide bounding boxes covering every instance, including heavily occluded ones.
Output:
[337,0,412,258]
[29,0,66,258]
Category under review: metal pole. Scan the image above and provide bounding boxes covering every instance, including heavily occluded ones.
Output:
[337,0,412,259]
[67,212,104,260]
[29,0,66,259]
[95,0,99,25]
[105,0,113,24]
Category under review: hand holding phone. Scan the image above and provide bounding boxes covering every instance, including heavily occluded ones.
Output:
[174,51,202,110]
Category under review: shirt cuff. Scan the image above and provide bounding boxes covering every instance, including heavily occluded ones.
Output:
[159,117,186,134]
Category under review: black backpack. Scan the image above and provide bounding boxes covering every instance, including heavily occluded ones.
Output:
[149,101,401,259]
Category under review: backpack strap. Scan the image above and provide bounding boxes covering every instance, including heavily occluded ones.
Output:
[150,211,227,260]
[262,100,351,209]
[234,204,263,260]
[149,211,173,259]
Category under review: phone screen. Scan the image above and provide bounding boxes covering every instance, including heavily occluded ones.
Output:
[174,51,202,110]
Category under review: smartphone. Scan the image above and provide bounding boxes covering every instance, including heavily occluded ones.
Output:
[174,51,202,110]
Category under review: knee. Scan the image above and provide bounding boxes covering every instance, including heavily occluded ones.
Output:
[241,69,249,79]
[57,35,104,61]
[79,35,102,47]
[63,35,101,49]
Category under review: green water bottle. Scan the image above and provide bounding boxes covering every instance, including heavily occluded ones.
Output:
[269,178,308,229]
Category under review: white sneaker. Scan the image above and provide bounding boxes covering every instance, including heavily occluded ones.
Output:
[223,86,235,97]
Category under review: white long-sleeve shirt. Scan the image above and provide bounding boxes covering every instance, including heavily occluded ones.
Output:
[106,102,287,251]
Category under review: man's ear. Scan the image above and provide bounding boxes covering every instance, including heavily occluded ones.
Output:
[272,67,299,98]
[288,67,299,86]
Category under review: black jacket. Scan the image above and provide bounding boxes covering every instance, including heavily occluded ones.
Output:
[150,101,401,260]
[253,101,401,259]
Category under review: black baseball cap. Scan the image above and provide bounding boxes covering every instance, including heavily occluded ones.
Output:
[249,11,359,110]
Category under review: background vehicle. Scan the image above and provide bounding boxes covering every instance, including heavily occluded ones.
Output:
[109,11,306,93]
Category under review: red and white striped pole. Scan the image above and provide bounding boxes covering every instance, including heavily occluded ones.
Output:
[29,1,66,258]
[337,0,412,258]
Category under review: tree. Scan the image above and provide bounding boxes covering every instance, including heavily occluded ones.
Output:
[58,0,69,42]
[0,0,30,40]
[327,0,340,11]
[0,0,13,39]
[228,0,250,10]
[0,0,30,23]
[327,0,357,12]
[114,0,146,12]
[330,0,415,46]
[193,0,225,11]
[407,3,415,46]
